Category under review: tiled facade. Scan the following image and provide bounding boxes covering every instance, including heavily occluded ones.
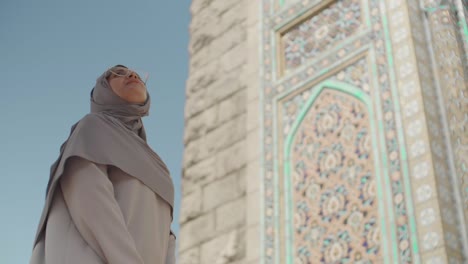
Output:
[182,0,467,263]
[259,0,467,263]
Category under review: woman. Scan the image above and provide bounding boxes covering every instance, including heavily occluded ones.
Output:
[30,65,176,264]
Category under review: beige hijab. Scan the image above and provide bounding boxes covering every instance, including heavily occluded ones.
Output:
[33,66,174,246]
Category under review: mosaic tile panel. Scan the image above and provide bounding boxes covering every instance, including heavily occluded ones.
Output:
[289,89,380,263]
[261,0,419,263]
[281,0,363,74]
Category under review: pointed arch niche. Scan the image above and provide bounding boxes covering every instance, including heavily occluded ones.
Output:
[276,80,391,263]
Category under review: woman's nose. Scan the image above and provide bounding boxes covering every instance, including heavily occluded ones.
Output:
[128,71,138,79]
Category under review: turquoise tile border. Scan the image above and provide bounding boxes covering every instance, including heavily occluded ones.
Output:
[380,2,420,262]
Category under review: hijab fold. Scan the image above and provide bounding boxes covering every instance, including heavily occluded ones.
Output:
[33,68,174,246]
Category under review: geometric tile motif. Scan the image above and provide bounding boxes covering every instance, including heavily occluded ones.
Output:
[416,184,433,202]
[290,89,380,263]
[423,232,440,251]
[281,0,363,73]
[412,161,430,180]
[420,207,436,226]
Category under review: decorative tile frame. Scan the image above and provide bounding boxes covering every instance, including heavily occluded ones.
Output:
[276,0,365,76]
[384,0,454,262]
[417,0,468,261]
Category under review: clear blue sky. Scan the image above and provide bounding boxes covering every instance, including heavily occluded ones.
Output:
[0,0,190,263]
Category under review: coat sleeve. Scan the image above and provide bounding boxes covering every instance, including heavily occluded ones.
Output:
[165,232,176,264]
[60,157,144,264]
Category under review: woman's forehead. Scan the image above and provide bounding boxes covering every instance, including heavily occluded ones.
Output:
[110,65,128,71]
[106,65,128,78]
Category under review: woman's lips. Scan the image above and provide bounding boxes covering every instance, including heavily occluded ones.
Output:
[127,79,142,85]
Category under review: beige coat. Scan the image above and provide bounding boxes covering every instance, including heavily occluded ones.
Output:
[30,157,175,264]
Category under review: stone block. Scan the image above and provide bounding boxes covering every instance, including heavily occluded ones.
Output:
[205,114,246,155]
[184,156,216,188]
[189,7,216,41]
[245,71,260,102]
[179,246,200,264]
[237,165,246,195]
[189,0,248,62]
[246,24,260,75]
[180,187,203,224]
[246,190,260,226]
[184,109,246,171]
[245,129,261,162]
[214,139,247,178]
[211,0,245,19]
[203,170,245,211]
[212,23,247,60]
[181,177,197,196]
[200,233,229,264]
[246,98,260,133]
[216,0,247,35]
[183,115,204,145]
[245,224,260,261]
[246,158,261,193]
[220,41,247,74]
[189,41,215,71]
[184,87,208,118]
[190,0,214,15]
[192,23,246,71]
[186,66,246,120]
[179,212,216,251]
[247,0,259,26]
[216,197,246,232]
[210,68,246,103]
[191,0,240,18]
[191,0,245,42]
[183,136,209,169]
[218,89,247,125]
[189,10,246,70]
[189,33,215,55]
[184,105,218,144]
[186,62,220,97]
[200,229,246,264]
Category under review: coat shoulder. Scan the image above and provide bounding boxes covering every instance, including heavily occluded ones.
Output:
[79,113,109,126]
[75,113,116,133]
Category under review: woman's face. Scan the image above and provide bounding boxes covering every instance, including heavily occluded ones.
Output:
[107,68,148,104]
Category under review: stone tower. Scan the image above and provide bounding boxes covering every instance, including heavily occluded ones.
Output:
[181,0,468,263]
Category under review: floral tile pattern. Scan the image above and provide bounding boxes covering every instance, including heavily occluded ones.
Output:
[289,89,380,263]
[281,0,363,73]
